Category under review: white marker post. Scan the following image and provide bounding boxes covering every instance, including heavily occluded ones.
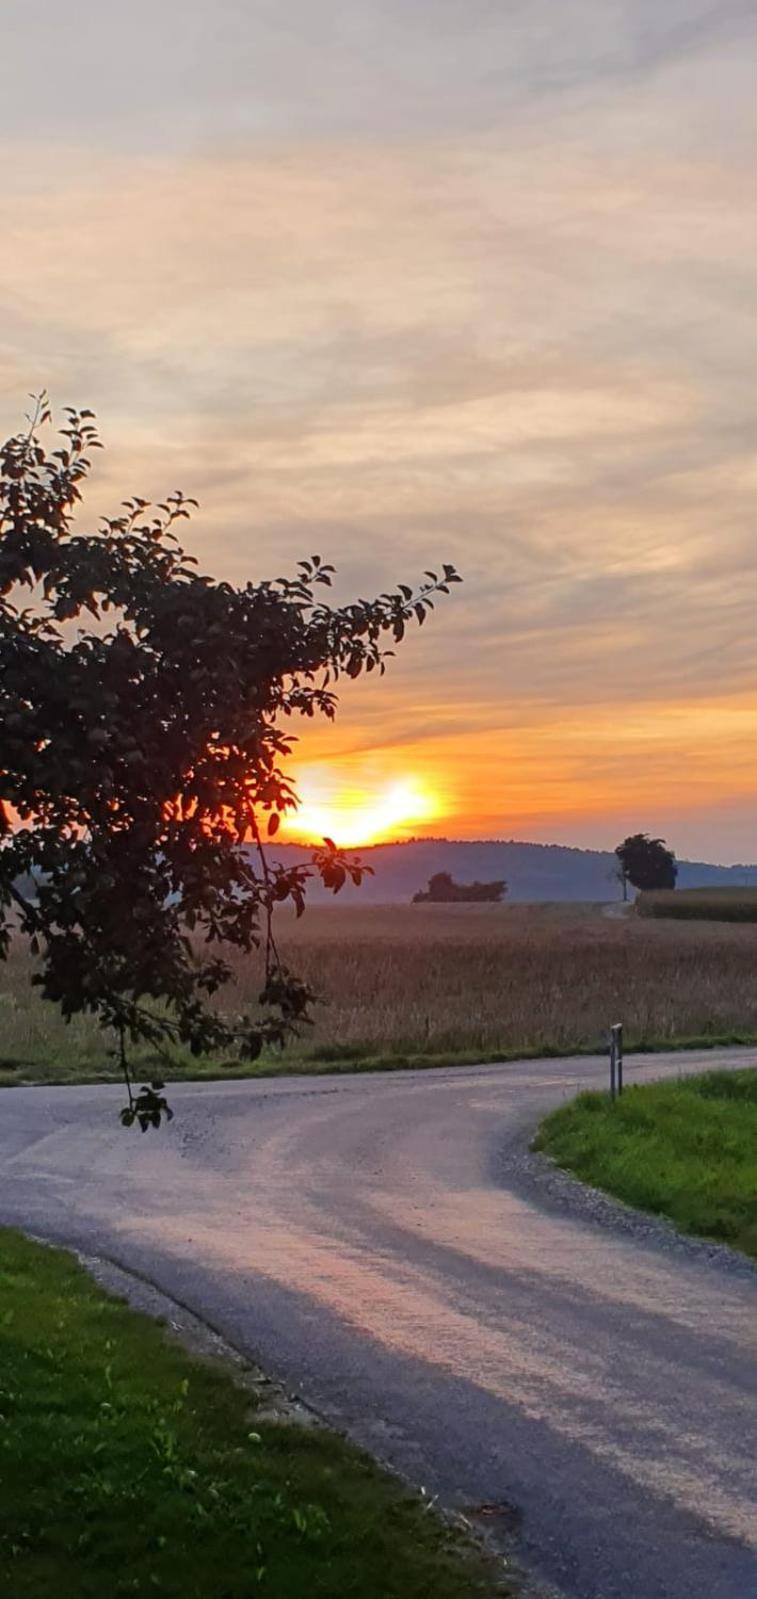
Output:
[609,1022,624,1100]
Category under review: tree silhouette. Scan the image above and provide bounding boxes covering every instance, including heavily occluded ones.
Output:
[614,833,677,895]
[413,872,506,904]
[0,397,460,1125]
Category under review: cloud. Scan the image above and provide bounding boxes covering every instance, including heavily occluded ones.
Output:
[1,3,756,855]
[3,1,756,147]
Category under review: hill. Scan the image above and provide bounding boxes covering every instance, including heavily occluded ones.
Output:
[266,838,757,905]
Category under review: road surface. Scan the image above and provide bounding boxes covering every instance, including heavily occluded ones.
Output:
[0,1050,755,1599]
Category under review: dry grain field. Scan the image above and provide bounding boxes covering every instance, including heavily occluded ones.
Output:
[2,901,757,1085]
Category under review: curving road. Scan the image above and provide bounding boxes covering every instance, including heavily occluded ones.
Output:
[0,1050,755,1599]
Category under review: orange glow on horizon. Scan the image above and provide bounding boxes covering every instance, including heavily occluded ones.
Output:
[281,770,441,848]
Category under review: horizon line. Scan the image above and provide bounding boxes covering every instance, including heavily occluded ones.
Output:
[273,835,757,870]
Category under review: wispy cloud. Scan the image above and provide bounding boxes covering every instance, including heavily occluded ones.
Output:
[3,2,755,142]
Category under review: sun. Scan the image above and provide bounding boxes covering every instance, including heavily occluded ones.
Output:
[281,770,440,848]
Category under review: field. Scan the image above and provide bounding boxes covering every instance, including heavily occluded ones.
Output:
[637,886,757,921]
[534,1068,757,1257]
[3,902,757,1085]
[0,1228,499,1599]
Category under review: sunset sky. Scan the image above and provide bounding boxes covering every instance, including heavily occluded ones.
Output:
[3,3,757,860]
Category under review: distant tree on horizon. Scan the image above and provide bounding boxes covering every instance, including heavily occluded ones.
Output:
[0,396,460,1126]
[412,871,507,904]
[614,834,677,897]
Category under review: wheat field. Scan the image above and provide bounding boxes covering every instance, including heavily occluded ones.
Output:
[2,901,757,1083]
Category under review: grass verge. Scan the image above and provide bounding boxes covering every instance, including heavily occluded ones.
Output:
[533,1069,757,1258]
[3,1029,757,1092]
[0,1228,505,1599]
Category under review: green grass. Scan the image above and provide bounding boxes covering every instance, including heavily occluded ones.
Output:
[4,1031,757,1093]
[3,1030,757,1094]
[0,1228,505,1599]
[533,1069,757,1257]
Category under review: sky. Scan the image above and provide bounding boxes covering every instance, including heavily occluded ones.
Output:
[2,1,757,861]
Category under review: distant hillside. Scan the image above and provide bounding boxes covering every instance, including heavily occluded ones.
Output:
[265,838,757,905]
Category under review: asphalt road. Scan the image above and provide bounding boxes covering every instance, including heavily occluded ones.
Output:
[1,1049,755,1599]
